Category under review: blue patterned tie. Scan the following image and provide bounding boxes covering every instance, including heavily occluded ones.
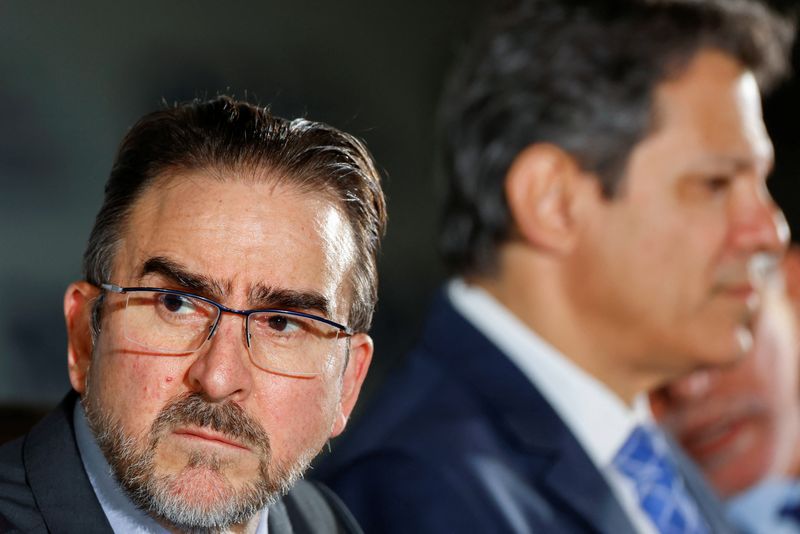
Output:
[613,425,709,534]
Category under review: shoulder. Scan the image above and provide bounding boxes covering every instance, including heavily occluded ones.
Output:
[317,354,484,490]
[315,300,579,531]
[0,436,47,533]
[0,393,112,534]
[322,449,513,534]
[319,327,535,477]
[314,352,508,533]
[0,436,26,488]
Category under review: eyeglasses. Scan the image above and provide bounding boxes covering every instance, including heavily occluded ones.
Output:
[100,283,352,377]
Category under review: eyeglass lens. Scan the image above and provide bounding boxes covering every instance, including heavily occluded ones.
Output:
[120,290,342,376]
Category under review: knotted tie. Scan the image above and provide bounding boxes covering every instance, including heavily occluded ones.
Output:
[613,425,709,534]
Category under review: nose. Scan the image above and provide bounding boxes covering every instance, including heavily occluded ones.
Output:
[729,181,789,257]
[186,313,253,402]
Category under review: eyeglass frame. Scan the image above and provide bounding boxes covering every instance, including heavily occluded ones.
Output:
[99,282,353,362]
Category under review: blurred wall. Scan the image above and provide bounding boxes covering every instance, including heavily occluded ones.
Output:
[1,0,799,414]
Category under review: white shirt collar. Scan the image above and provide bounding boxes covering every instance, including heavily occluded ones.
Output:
[73,401,269,533]
[447,278,650,468]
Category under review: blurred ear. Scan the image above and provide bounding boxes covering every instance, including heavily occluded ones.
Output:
[505,143,585,254]
[330,333,373,438]
[65,281,100,394]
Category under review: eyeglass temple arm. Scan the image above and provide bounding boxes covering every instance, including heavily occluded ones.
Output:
[100,283,125,294]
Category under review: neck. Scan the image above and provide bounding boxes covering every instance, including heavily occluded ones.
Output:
[473,242,661,405]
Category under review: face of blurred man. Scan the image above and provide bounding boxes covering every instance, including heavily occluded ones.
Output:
[569,49,787,382]
[63,174,372,530]
[651,275,800,498]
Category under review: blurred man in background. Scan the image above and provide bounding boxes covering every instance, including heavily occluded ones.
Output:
[318,0,794,532]
[0,96,386,533]
[653,247,800,533]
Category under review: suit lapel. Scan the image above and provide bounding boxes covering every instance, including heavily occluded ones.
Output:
[23,392,113,534]
[422,292,635,533]
[267,499,294,534]
[542,445,637,533]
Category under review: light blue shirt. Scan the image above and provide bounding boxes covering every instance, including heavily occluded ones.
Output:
[727,477,800,534]
[73,402,269,533]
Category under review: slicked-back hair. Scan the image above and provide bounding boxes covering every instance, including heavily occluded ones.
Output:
[440,0,794,276]
[84,96,387,333]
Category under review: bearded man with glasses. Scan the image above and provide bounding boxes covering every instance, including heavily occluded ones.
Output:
[0,96,386,533]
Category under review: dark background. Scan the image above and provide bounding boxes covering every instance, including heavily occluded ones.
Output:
[1,0,799,432]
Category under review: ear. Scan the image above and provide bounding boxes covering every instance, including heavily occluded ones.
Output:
[330,333,373,438]
[505,143,585,254]
[65,281,100,395]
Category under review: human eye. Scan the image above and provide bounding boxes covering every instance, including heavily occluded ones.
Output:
[701,175,733,194]
[253,312,305,335]
[680,173,732,202]
[250,313,329,347]
[157,292,200,316]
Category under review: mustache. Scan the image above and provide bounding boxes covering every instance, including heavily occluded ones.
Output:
[151,392,270,452]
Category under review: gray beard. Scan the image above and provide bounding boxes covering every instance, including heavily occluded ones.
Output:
[82,391,315,533]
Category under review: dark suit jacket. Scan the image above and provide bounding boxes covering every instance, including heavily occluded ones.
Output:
[317,290,733,533]
[0,392,361,534]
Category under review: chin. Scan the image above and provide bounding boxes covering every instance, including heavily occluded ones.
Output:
[682,325,751,369]
[694,427,770,499]
[139,454,274,530]
[161,466,238,505]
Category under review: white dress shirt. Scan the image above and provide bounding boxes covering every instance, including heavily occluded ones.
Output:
[73,402,269,533]
[448,278,660,534]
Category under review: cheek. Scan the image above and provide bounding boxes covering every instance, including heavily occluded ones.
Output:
[631,199,726,290]
[90,334,191,436]
[640,228,707,300]
[250,376,342,451]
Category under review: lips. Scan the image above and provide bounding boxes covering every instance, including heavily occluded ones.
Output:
[680,416,748,460]
[672,403,764,469]
[173,427,251,451]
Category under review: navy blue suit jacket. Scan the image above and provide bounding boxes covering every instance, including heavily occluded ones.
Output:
[317,291,733,533]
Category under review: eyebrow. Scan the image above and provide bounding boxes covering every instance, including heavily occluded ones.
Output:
[139,256,331,315]
[249,285,331,316]
[138,257,228,299]
[698,153,774,176]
